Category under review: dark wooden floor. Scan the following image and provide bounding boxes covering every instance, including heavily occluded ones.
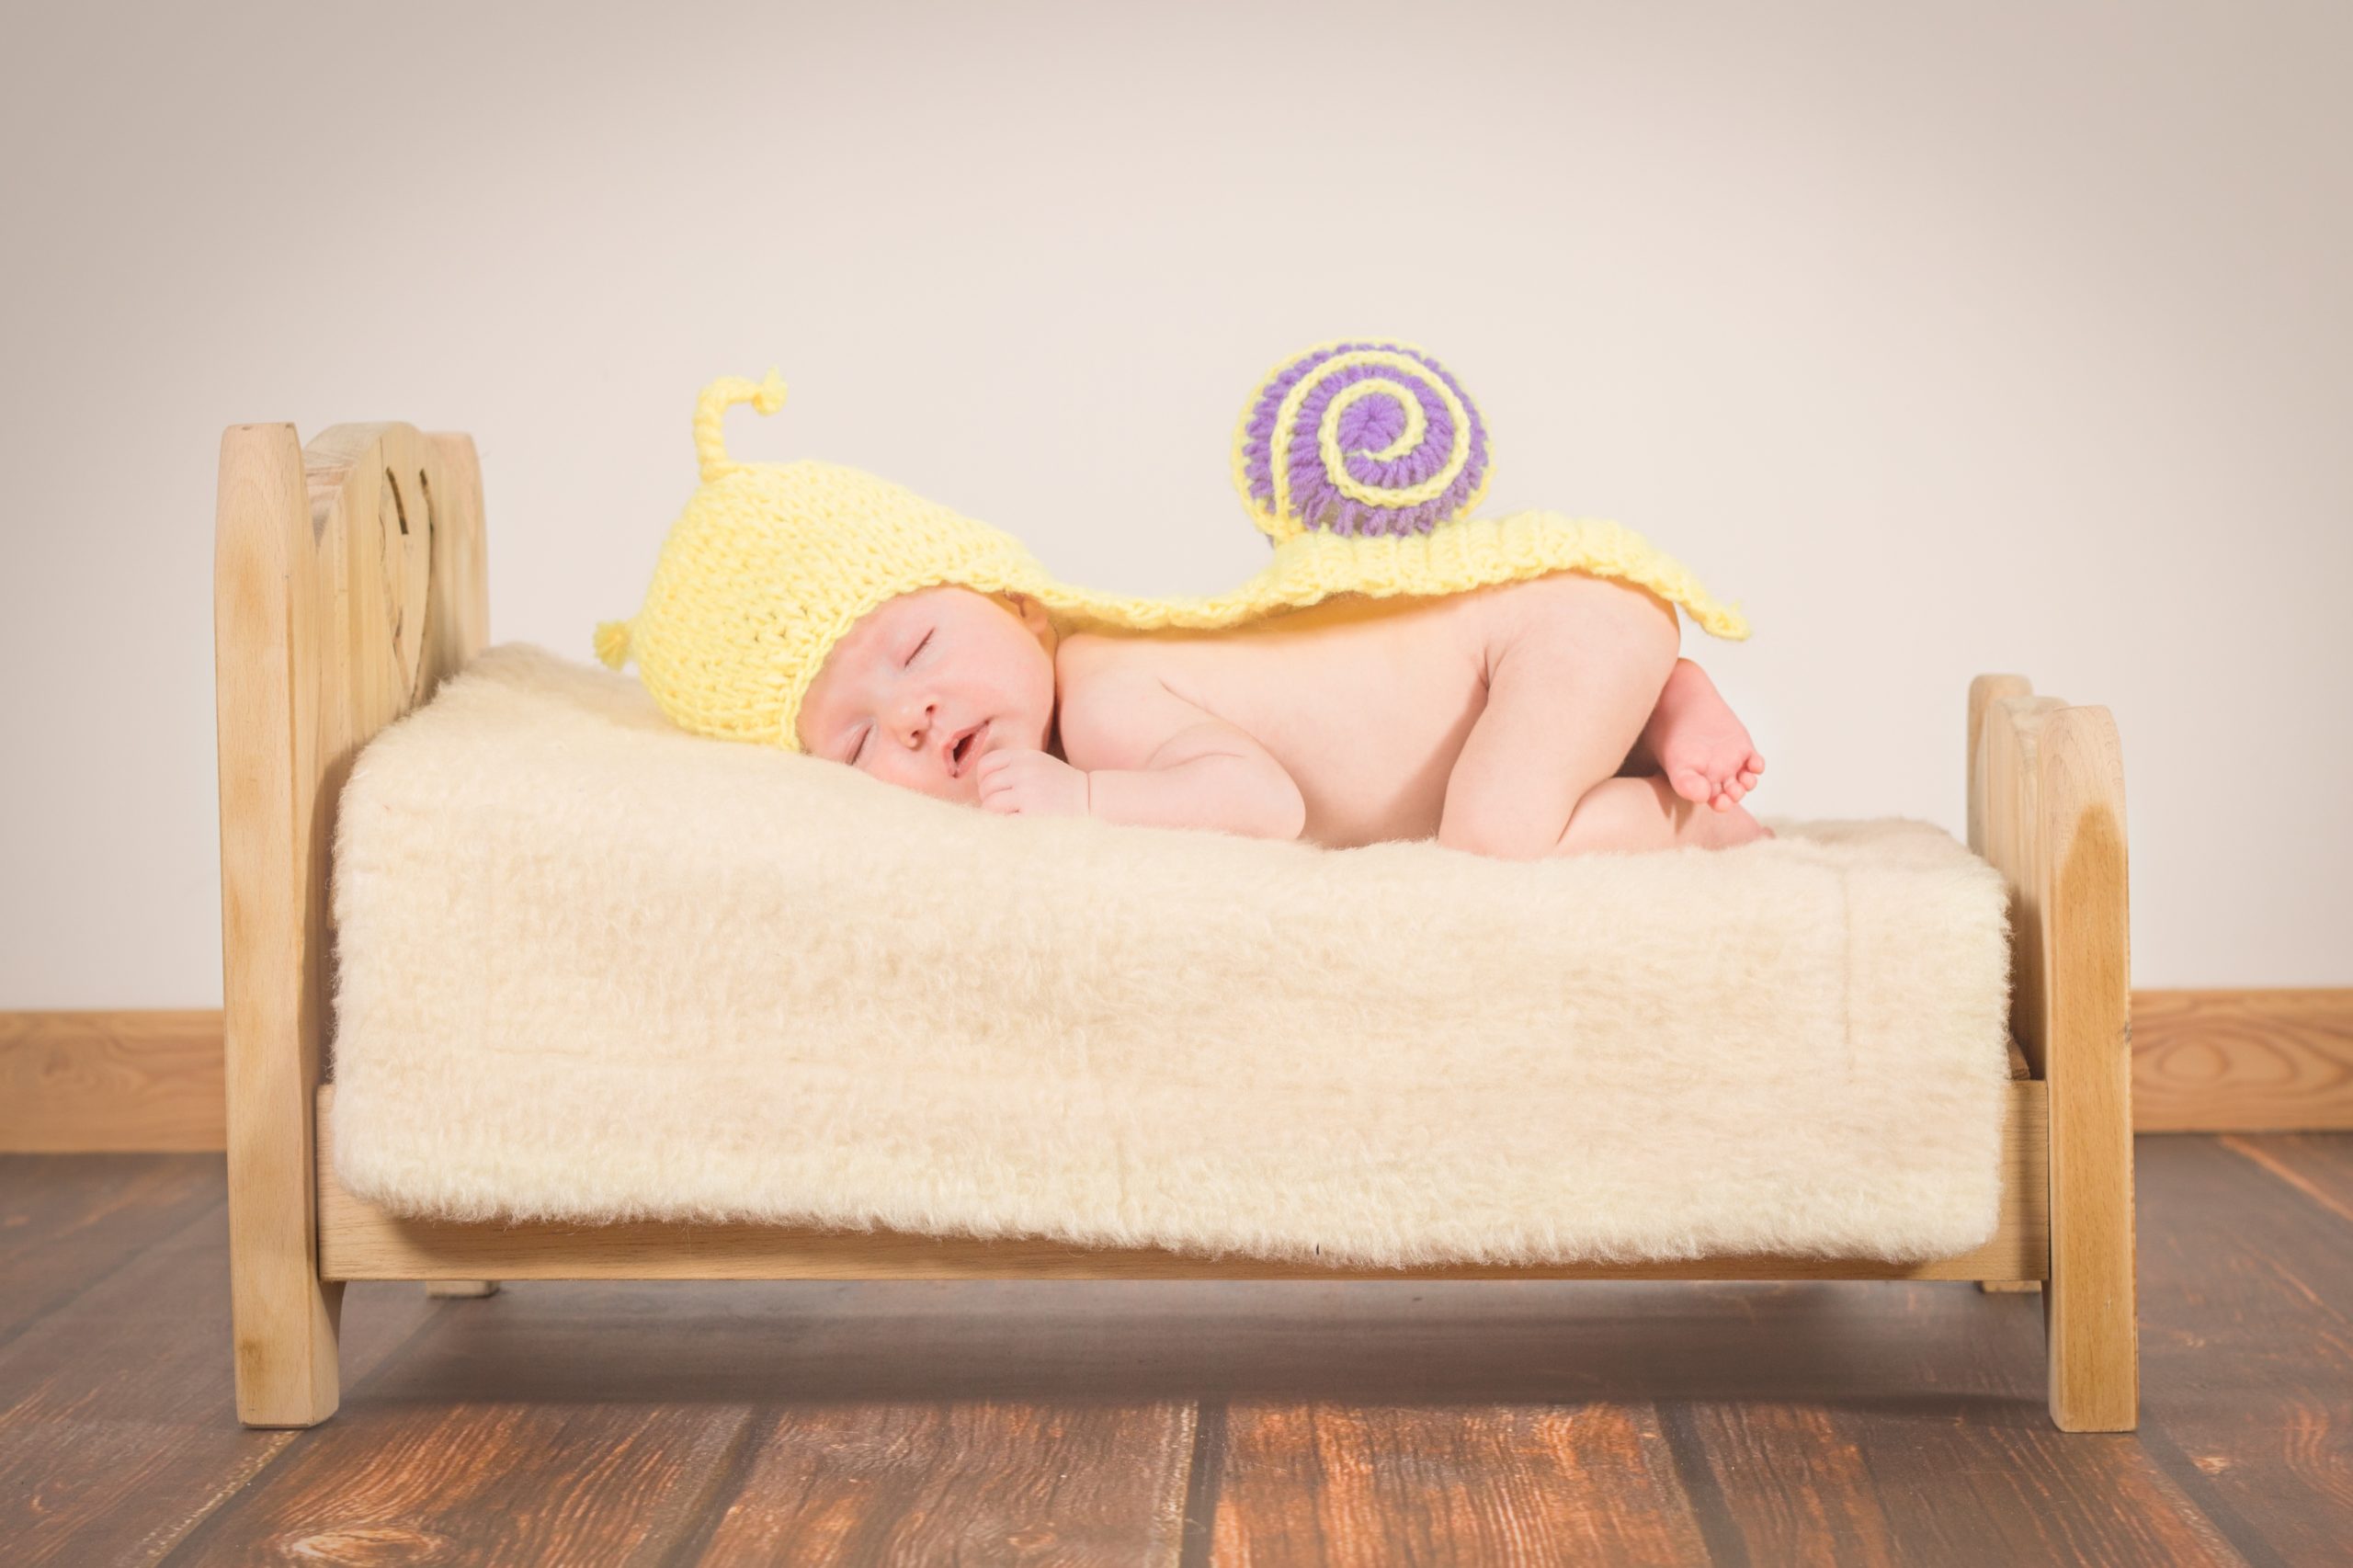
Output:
[3,1136,2347,1566]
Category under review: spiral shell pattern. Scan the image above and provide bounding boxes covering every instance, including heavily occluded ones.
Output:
[1233,341,1491,541]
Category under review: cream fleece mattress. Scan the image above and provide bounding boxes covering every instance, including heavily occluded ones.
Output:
[326,643,2015,1268]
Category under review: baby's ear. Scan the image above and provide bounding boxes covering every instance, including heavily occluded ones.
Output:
[1003,591,1051,636]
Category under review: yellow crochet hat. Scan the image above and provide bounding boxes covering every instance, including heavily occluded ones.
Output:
[596,346,1750,754]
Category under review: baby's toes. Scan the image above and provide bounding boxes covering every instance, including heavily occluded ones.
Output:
[1671,767,1714,805]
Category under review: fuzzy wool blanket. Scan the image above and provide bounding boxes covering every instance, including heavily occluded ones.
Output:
[326,643,2015,1268]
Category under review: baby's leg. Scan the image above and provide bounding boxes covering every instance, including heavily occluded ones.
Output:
[1437,575,1681,860]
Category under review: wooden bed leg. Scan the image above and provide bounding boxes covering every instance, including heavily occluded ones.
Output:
[426,1279,501,1298]
[225,1206,343,1428]
[2038,707,2139,1432]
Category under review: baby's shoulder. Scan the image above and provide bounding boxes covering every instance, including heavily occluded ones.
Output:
[1054,628,1193,684]
[1052,629,1121,685]
[1051,631,1211,771]
[1052,631,1158,718]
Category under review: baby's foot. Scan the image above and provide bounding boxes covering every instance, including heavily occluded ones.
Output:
[1642,658,1767,812]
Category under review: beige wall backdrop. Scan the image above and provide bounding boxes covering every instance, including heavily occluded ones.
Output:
[3,2,2347,1005]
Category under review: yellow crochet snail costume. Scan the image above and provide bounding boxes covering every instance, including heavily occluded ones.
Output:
[595,343,1749,754]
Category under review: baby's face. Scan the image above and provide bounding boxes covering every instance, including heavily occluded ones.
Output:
[795,584,1059,803]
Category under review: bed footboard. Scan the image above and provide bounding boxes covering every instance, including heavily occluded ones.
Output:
[1969,676,2138,1432]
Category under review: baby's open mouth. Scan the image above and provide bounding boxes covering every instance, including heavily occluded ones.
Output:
[949,721,987,776]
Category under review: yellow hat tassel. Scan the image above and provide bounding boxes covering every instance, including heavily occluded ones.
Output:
[593,619,634,670]
[691,367,790,482]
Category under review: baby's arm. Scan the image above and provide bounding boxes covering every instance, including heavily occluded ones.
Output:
[1060,669,1306,842]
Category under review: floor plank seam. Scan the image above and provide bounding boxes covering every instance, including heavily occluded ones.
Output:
[2216,1134,2353,1231]
[2131,1417,2288,1568]
[1654,1403,1751,1568]
[0,1194,227,1361]
[125,1430,301,1567]
[1176,1400,1226,1568]
[654,1405,771,1567]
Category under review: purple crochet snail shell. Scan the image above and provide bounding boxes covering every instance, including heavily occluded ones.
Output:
[1233,341,1491,542]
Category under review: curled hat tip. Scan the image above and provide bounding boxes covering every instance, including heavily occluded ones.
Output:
[594,619,633,669]
[694,369,791,480]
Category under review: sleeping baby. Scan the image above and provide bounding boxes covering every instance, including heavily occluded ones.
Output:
[601,348,1771,860]
[791,578,1768,858]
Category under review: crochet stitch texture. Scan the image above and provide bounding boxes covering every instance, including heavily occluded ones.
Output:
[597,347,1750,755]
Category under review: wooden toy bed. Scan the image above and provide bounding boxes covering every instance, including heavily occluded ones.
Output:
[211,418,2138,1433]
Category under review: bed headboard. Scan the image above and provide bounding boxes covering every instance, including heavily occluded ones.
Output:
[212,418,486,1420]
[216,419,488,1089]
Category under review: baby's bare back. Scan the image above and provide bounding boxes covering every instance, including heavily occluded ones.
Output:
[1059,584,1537,849]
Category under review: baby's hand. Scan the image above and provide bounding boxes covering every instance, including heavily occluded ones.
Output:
[974,748,1090,817]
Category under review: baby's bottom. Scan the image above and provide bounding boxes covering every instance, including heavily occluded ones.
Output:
[1436,574,1768,859]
